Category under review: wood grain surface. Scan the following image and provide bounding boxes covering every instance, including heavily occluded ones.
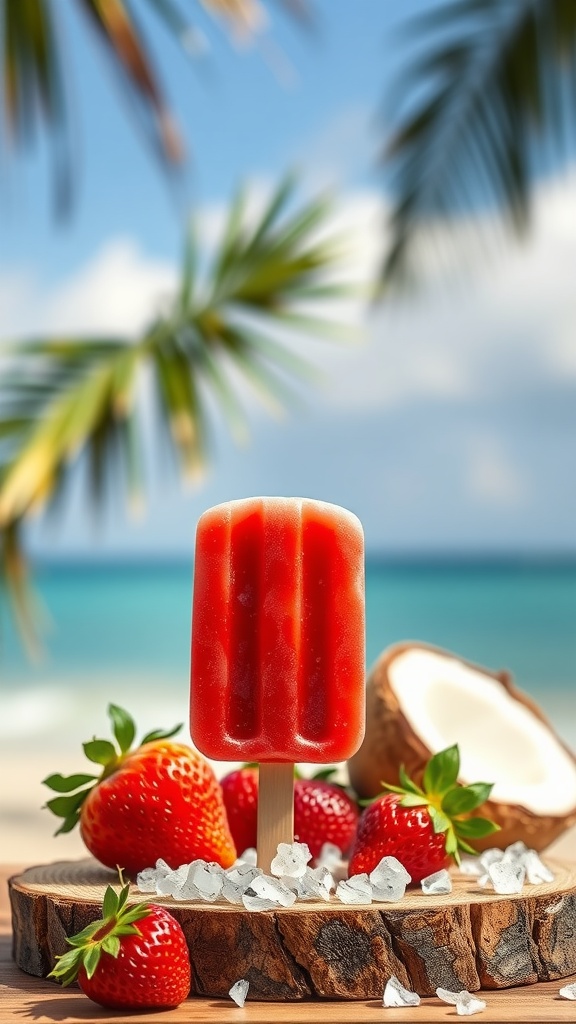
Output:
[8,857,576,1004]
[2,863,576,1023]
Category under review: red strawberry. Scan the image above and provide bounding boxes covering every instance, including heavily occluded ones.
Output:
[49,879,191,1009]
[294,776,359,858]
[220,767,359,859]
[220,766,259,856]
[43,704,236,873]
[348,744,500,883]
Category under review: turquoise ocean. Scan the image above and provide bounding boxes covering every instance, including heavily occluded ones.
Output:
[1,558,575,752]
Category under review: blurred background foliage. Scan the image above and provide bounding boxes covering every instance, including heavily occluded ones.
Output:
[2,0,576,644]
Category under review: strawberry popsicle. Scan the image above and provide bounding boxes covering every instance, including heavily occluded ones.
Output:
[190,496,365,868]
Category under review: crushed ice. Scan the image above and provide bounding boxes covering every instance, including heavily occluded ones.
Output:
[316,842,343,872]
[383,975,420,1007]
[436,987,486,1015]
[370,856,411,902]
[559,983,576,1000]
[457,841,554,895]
[421,869,452,895]
[270,841,311,878]
[229,979,249,1006]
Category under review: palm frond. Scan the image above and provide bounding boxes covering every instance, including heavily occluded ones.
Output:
[0,180,355,643]
[380,0,576,288]
[0,0,309,213]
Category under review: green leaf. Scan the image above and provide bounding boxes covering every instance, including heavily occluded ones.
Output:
[66,921,103,947]
[45,789,91,819]
[108,704,135,754]
[54,810,81,835]
[83,739,116,765]
[423,744,460,796]
[83,944,102,980]
[456,837,479,856]
[102,885,119,919]
[399,793,429,808]
[399,764,425,796]
[428,806,451,834]
[42,772,97,792]
[454,816,501,839]
[444,827,458,857]
[140,723,182,745]
[442,782,493,817]
[101,935,120,958]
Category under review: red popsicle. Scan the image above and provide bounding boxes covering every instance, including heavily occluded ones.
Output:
[190,496,365,869]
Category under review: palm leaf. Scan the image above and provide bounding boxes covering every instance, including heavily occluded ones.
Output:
[380,0,576,288]
[0,0,308,212]
[0,180,354,644]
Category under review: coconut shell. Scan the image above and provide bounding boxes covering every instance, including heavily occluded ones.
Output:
[347,641,576,852]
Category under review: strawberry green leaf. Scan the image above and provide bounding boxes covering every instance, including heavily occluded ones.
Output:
[445,827,458,856]
[108,704,136,754]
[428,806,451,834]
[45,789,92,819]
[83,739,117,765]
[454,817,501,838]
[102,884,119,919]
[140,722,182,744]
[84,944,102,979]
[399,793,429,808]
[442,782,493,817]
[399,764,425,796]
[102,935,120,958]
[42,772,98,792]
[55,810,81,835]
[66,921,103,947]
[457,837,479,856]
[423,744,460,796]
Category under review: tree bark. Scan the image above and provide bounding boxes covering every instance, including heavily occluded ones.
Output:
[9,859,576,1000]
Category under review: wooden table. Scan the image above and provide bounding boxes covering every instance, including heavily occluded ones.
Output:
[2,864,575,1023]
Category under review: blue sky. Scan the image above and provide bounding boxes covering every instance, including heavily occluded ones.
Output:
[1,0,575,557]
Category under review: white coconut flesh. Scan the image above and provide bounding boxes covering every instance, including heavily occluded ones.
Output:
[388,649,576,816]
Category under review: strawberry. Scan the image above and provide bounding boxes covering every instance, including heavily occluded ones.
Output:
[49,878,191,1009]
[43,704,236,873]
[220,766,359,859]
[348,744,500,883]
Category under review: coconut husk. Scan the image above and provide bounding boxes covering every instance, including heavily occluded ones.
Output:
[347,641,576,852]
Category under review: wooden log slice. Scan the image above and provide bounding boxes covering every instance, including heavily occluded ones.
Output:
[9,858,576,1001]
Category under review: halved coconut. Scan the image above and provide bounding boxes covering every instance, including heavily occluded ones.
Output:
[347,641,576,852]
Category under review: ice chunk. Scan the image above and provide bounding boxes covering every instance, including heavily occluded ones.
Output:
[521,850,554,884]
[421,869,452,895]
[136,867,159,893]
[436,988,486,1015]
[559,983,576,1000]
[336,876,373,904]
[370,856,411,902]
[244,874,297,909]
[316,842,343,871]
[136,858,172,893]
[237,847,257,865]
[479,848,503,871]
[307,865,336,900]
[156,863,189,898]
[185,861,224,901]
[505,840,528,858]
[229,979,249,1006]
[383,975,420,1007]
[270,841,312,878]
[487,859,525,895]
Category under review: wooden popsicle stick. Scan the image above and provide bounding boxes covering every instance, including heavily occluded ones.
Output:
[257,762,295,874]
